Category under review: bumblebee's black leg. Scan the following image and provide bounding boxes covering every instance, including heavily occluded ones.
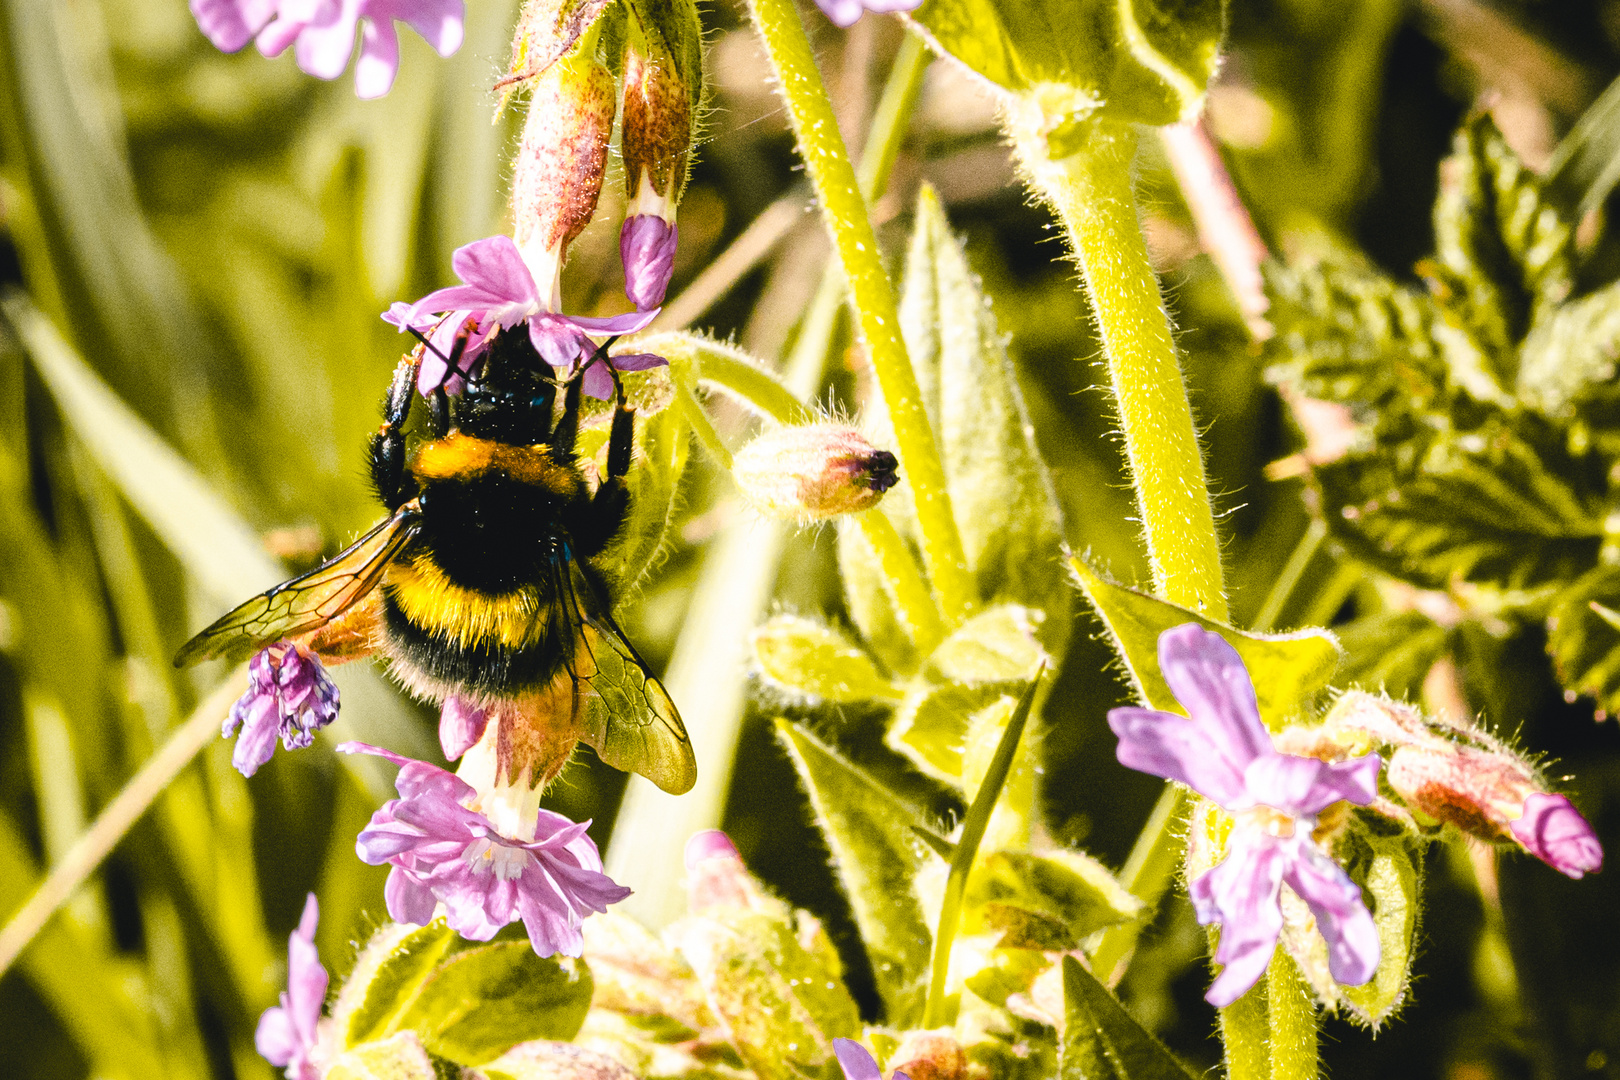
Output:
[369,354,420,510]
[429,387,452,437]
[606,382,635,482]
[551,373,583,456]
[574,373,634,558]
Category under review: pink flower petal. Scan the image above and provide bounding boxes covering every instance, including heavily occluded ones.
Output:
[1511,793,1604,878]
[293,0,363,80]
[191,0,279,52]
[439,695,490,760]
[353,14,400,99]
[833,1039,883,1080]
[1244,752,1381,818]
[1189,832,1288,1007]
[1284,843,1379,987]
[1107,705,1254,807]
[1157,623,1273,770]
[381,0,465,55]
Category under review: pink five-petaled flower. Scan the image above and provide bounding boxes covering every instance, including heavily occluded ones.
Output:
[340,742,631,957]
[255,893,327,1080]
[190,0,464,99]
[385,235,666,398]
[224,641,341,778]
[1107,623,1384,1008]
[833,1039,911,1080]
[813,0,920,28]
[1511,792,1604,878]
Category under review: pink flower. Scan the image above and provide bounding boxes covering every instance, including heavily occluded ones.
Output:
[439,695,489,761]
[1108,624,1383,1007]
[812,0,920,28]
[1511,793,1604,879]
[223,642,340,778]
[385,235,664,398]
[255,894,326,1080]
[340,743,631,957]
[833,1039,911,1080]
[190,0,464,99]
[620,215,679,310]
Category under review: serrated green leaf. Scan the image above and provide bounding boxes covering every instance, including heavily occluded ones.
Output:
[1548,565,1620,716]
[392,945,593,1067]
[1060,955,1200,1080]
[1432,115,1574,383]
[1069,557,1340,727]
[1517,277,1620,419]
[964,850,1142,950]
[924,604,1049,685]
[326,1031,440,1080]
[888,681,1005,782]
[343,922,457,1048]
[777,721,934,1025]
[912,0,1225,128]
[1313,416,1602,591]
[752,615,901,704]
[1331,611,1451,701]
[898,188,1069,631]
[673,909,861,1080]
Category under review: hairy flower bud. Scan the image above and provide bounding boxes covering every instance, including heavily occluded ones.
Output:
[1308,692,1604,879]
[887,1032,966,1080]
[509,50,616,306]
[732,424,900,521]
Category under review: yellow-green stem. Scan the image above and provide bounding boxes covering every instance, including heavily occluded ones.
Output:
[857,508,945,655]
[746,0,974,625]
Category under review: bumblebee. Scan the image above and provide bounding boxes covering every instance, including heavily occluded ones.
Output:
[175,328,696,796]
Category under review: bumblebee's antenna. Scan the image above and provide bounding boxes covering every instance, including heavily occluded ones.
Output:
[404,318,484,387]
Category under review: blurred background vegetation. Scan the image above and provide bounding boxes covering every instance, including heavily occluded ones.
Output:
[1,0,1619,1078]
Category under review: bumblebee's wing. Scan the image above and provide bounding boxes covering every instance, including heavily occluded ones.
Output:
[561,559,696,796]
[174,503,421,667]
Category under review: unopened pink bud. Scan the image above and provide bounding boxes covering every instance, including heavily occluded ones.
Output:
[887,1032,966,1080]
[621,41,693,205]
[621,214,679,310]
[509,56,615,291]
[1510,793,1603,878]
[732,424,899,521]
[684,830,784,915]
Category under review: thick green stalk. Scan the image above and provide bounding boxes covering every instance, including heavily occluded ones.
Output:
[1014,116,1226,619]
[746,0,974,625]
[1218,976,1270,1080]
[1267,952,1319,1080]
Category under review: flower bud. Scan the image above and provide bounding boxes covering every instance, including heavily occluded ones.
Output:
[684,830,784,915]
[509,49,616,307]
[887,1031,966,1080]
[619,29,698,309]
[1509,793,1604,879]
[732,424,900,521]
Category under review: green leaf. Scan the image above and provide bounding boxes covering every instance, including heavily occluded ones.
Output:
[1313,416,1602,591]
[1516,277,1620,420]
[601,394,690,592]
[392,945,594,1066]
[1548,565,1620,717]
[923,670,1042,1027]
[673,909,861,1080]
[1431,114,1574,383]
[1331,611,1451,701]
[889,681,1006,782]
[752,615,901,704]
[776,721,935,1026]
[1323,822,1423,1029]
[580,912,715,1035]
[912,0,1226,129]
[338,922,458,1048]
[924,604,1049,685]
[1546,71,1620,219]
[326,1031,440,1080]
[964,850,1142,951]
[1059,955,1200,1080]
[897,187,1069,633]
[1069,557,1340,727]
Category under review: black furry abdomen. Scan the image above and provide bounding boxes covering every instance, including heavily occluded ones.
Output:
[414,472,578,593]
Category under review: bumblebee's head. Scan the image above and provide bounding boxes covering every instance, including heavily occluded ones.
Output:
[454,328,557,444]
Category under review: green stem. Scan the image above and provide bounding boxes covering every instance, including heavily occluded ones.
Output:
[1218,974,1270,1080]
[857,509,946,655]
[1251,519,1327,633]
[1013,117,1226,619]
[746,0,974,625]
[1266,952,1319,1080]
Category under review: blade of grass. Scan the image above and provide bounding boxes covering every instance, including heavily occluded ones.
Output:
[0,671,244,978]
[922,666,1044,1027]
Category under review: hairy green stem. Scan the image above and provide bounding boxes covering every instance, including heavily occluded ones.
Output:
[1267,952,1319,1080]
[1218,974,1271,1080]
[857,509,946,654]
[746,0,974,624]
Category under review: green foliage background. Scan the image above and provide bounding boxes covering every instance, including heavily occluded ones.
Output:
[0,0,1618,1078]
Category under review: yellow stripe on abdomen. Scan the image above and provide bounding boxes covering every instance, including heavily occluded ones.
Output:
[386,555,557,651]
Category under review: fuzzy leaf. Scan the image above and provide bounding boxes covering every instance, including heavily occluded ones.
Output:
[1335,822,1423,1028]
[392,945,593,1066]
[580,912,715,1035]
[752,615,901,704]
[1069,557,1340,727]
[925,604,1049,685]
[889,681,1008,783]
[964,850,1142,950]
[1059,955,1200,1080]
[898,188,1069,635]
[343,922,458,1047]
[673,909,861,1080]
[326,1032,439,1080]
[1431,115,1574,383]
[601,398,689,592]
[1313,416,1602,591]
[1548,565,1620,717]
[777,721,934,1026]
[837,518,922,677]
[912,0,1225,129]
